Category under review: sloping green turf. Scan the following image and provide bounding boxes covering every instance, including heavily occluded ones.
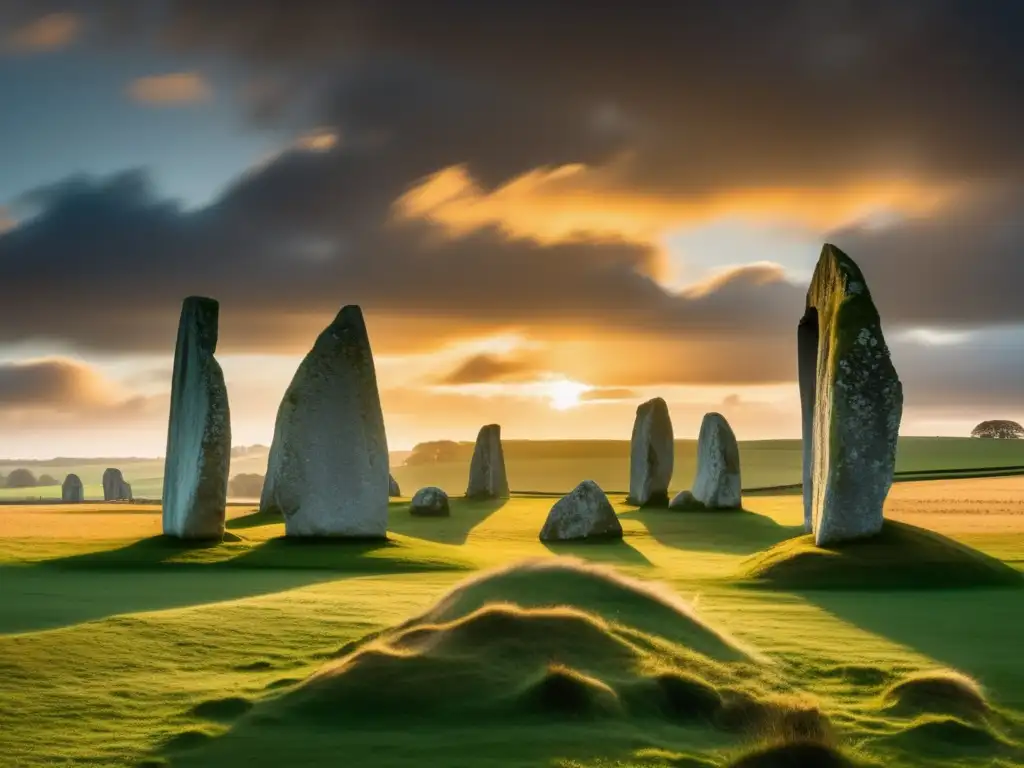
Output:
[1,492,1022,767]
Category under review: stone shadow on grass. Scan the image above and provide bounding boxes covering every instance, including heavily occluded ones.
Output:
[540,537,653,567]
[226,508,282,530]
[386,497,508,545]
[619,507,803,555]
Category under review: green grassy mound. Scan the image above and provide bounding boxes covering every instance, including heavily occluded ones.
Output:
[737,521,1024,590]
[260,559,801,735]
[882,670,990,720]
[880,715,1018,757]
[398,557,755,661]
[728,741,858,768]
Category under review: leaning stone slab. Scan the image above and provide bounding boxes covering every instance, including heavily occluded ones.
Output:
[62,473,84,503]
[389,474,401,498]
[540,480,623,542]
[798,244,903,546]
[691,412,742,509]
[466,424,509,499]
[627,397,674,506]
[102,468,132,501]
[162,296,231,540]
[260,305,390,537]
[410,486,450,517]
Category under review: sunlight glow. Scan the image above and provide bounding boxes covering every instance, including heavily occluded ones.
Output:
[546,378,593,410]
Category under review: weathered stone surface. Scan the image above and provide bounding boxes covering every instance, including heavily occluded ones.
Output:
[61,473,84,503]
[540,480,623,542]
[668,489,700,510]
[162,296,231,540]
[102,468,132,501]
[691,412,742,509]
[260,305,390,537]
[410,486,450,517]
[466,424,509,499]
[627,397,674,506]
[799,244,903,546]
[389,474,401,498]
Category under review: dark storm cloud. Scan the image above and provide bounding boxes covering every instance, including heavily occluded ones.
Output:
[0,165,807,357]
[0,0,1023,404]
[95,0,1024,190]
[0,357,149,415]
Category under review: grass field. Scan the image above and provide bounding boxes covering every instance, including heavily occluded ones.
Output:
[1,476,1023,767]
[3,436,1024,502]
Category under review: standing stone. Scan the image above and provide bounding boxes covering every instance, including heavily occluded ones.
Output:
[389,474,401,498]
[691,412,742,509]
[466,424,509,499]
[410,486,450,517]
[102,468,132,501]
[162,296,231,540]
[627,397,674,506]
[799,244,903,546]
[540,480,623,542]
[61,474,84,503]
[260,305,389,537]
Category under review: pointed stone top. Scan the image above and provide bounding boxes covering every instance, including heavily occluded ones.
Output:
[329,304,367,331]
[808,244,875,307]
[180,296,220,354]
[638,396,669,414]
[478,423,501,437]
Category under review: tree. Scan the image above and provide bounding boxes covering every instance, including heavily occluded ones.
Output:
[404,440,463,466]
[228,473,265,498]
[6,468,38,488]
[38,473,59,486]
[971,420,1024,439]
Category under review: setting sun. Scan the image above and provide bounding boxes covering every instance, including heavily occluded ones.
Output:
[546,378,592,410]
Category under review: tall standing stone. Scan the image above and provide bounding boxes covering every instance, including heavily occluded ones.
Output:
[799,244,903,546]
[102,468,132,501]
[61,473,84,503]
[162,296,231,540]
[691,412,742,509]
[260,305,389,537]
[466,424,509,499]
[627,397,674,506]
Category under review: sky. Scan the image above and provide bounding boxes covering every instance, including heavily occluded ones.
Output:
[0,1,1023,458]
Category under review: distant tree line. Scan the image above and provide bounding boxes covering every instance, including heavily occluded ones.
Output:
[971,420,1024,439]
[3,469,60,488]
[228,473,265,498]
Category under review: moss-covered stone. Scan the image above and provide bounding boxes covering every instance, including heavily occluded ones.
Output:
[798,244,902,546]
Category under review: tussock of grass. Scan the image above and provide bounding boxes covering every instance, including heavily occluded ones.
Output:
[882,715,1011,753]
[882,670,990,720]
[738,521,1024,589]
[189,696,253,722]
[519,664,621,718]
[727,741,858,767]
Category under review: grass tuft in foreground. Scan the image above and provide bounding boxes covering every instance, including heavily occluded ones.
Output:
[737,520,1024,590]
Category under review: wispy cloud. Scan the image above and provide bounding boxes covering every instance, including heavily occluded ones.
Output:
[4,13,79,53]
[127,72,213,106]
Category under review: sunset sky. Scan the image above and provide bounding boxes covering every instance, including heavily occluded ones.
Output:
[0,1,1022,458]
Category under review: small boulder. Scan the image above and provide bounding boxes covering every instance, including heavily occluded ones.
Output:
[691,412,742,509]
[627,397,674,506]
[102,468,132,501]
[540,480,623,542]
[389,474,401,498]
[61,474,84,503]
[410,486,450,517]
[669,489,701,510]
[466,424,509,499]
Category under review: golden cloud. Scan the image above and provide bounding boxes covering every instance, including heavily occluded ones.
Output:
[393,160,963,245]
[127,72,213,105]
[4,13,79,53]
